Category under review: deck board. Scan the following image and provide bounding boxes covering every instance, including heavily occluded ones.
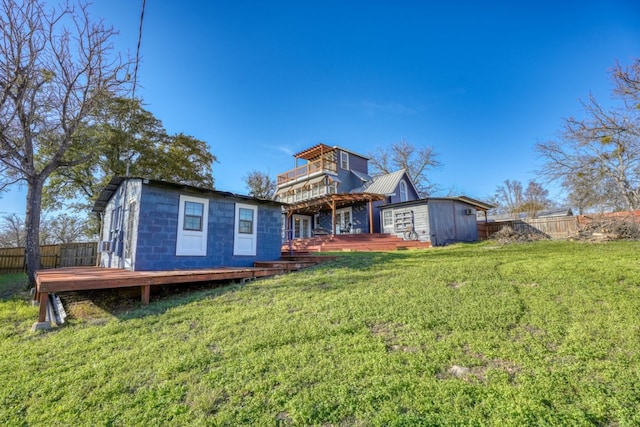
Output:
[35,266,287,294]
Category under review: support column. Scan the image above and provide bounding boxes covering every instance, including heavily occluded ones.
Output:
[141,285,150,305]
[31,292,52,331]
[368,200,374,234]
[331,198,337,235]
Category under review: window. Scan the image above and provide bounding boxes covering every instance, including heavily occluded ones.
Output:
[399,180,408,202]
[109,205,122,243]
[124,201,136,259]
[238,207,254,234]
[383,210,393,228]
[183,201,204,231]
[340,151,349,169]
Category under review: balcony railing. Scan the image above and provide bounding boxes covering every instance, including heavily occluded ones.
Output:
[277,159,337,186]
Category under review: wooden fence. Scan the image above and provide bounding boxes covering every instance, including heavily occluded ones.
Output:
[478,216,579,240]
[0,242,98,274]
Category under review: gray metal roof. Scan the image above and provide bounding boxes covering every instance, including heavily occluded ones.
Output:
[380,196,494,211]
[360,169,408,195]
[351,170,372,182]
[92,176,284,213]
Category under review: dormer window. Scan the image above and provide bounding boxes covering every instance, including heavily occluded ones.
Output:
[340,151,349,170]
[399,180,408,202]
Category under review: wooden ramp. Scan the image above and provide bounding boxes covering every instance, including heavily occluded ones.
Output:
[32,266,287,328]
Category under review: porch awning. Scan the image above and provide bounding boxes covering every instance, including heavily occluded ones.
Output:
[283,193,387,216]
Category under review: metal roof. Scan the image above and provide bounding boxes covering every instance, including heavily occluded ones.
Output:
[360,169,408,195]
[92,176,284,213]
[379,196,494,212]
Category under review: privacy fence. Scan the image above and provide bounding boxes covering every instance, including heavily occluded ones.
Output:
[478,210,640,240]
[0,242,97,274]
[478,216,579,240]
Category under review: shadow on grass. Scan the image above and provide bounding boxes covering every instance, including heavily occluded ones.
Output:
[41,242,501,325]
[59,278,249,323]
[0,273,30,301]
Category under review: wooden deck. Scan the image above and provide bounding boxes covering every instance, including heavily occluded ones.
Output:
[33,266,288,325]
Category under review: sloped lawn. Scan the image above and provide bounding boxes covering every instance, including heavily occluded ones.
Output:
[1,240,640,426]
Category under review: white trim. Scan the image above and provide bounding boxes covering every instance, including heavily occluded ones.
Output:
[176,195,209,256]
[399,180,408,202]
[293,214,312,239]
[234,203,258,256]
[340,151,349,170]
[335,206,352,233]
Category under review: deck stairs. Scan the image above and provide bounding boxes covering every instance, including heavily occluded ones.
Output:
[253,254,338,272]
[281,233,432,255]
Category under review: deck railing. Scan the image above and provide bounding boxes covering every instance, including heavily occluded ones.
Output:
[277,159,337,185]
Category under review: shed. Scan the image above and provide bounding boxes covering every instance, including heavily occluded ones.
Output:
[379,196,493,246]
[92,177,284,271]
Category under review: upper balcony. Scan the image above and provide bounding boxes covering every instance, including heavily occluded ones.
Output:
[277,158,337,186]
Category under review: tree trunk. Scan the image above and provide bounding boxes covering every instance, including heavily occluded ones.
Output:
[24,178,44,285]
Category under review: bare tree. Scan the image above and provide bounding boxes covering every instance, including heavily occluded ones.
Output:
[536,59,640,212]
[0,214,25,247]
[0,0,129,284]
[493,179,553,215]
[40,213,92,244]
[368,139,441,197]
[243,170,276,199]
[494,180,524,214]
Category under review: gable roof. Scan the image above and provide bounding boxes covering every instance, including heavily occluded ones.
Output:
[354,169,418,196]
[92,176,283,213]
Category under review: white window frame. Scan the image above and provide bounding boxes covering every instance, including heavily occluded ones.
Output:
[399,180,408,202]
[382,210,393,228]
[340,151,349,170]
[176,195,209,256]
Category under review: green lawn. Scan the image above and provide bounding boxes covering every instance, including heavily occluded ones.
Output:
[2,240,640,426]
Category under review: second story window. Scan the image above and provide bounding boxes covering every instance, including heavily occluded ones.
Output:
[399,180,408,202]
[340,151,349,170]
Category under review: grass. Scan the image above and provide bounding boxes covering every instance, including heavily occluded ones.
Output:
[2,240,640,425]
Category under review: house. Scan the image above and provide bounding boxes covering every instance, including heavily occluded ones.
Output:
[275,143,421,238]
[379,197,494,246]
[92,177,284,271]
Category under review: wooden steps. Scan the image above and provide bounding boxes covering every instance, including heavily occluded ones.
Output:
[254,254,338,271]
[282,233,432,254]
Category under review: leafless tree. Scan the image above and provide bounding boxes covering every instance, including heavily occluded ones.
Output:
[494,180,524,214]
[40,213,93,244]
[536,59,640,212]
[0,0,129,283]
[493,179,553,215]
[243,170,276,199]
[368,139,441,197]
[0,214,25,247]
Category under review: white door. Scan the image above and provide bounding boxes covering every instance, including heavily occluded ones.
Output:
[234,203,258,256]
[334,207,352,233]
[176,195,209,256]
[293,214,312,238]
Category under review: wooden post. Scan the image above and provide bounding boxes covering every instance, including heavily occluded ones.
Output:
[141,285,150,305]
[368,200,374,233]
[38,292,48,322]
[331,198,337,235]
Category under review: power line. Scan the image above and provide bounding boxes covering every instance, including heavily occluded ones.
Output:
[132,0,146,101]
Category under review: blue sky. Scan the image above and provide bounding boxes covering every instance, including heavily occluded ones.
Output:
[2,0,640,215]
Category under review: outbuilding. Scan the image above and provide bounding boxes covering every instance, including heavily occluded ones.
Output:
[92,177,284,271]
[379,196,493,246]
